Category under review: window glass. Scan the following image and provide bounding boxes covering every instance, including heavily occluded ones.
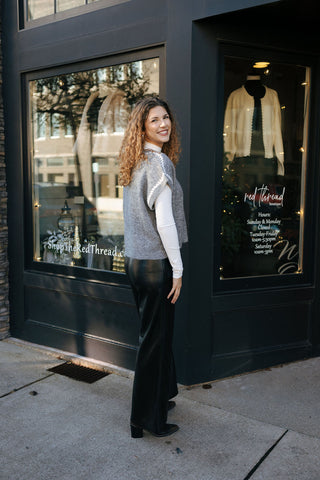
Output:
[221,58,310,278]
[28,0,54,20]
[36,112,46,138]
[50,113,60,137]
[26,0,124,21]
[30,57,159,272]
[56,0,85,12]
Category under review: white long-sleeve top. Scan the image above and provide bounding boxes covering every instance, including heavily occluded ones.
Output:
[155,184,183,278]
[145,142,183,278]
[223,86,285,175]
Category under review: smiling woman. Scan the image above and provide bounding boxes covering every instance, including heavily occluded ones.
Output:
[119,97,188,438]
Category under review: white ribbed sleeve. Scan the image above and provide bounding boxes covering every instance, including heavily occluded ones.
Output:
[155,184,183,278]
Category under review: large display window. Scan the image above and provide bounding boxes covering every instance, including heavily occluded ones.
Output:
[30,57,159,273]
[221,57,310,279]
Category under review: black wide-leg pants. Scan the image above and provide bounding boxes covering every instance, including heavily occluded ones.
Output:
[125,257,178,433]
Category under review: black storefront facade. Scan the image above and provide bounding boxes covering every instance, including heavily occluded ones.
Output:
[2,0,320,385]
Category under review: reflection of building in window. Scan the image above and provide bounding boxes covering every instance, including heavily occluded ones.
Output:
[100,174,110,196]
[50,113,60,137]
[68,173,75,185]
[36,112,46,138]
[112,96,126,133]
[65,118,73,136]
[35,158,43,167]
[48,173,64,183]
[115,174,120,198]
[47,157,64,167]
[35,156,77,184]
[57,0,88,14]
[92,157,121,198]
[28,0,54,20]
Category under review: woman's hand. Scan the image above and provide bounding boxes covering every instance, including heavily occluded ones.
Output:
[167,277,182,304]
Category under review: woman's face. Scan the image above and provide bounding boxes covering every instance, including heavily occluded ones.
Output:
[144,106,171,148]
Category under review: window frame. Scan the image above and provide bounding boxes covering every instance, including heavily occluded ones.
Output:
[23,46,165,285]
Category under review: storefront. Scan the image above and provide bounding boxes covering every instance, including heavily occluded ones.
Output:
[2,0,320,384]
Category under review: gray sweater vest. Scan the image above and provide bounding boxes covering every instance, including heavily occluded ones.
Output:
[123,150,188,259]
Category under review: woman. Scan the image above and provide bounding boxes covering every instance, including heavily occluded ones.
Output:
[119,97,188,438]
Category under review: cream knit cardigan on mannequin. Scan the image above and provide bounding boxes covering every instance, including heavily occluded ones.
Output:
[223,85,284,176]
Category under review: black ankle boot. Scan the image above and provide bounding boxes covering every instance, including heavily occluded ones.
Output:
[130,423,179,438]
[131,424,143,438]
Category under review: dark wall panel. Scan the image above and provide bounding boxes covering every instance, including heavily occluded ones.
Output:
[213,302,311,355]
[24,285,139,347]
[22,320,137,369]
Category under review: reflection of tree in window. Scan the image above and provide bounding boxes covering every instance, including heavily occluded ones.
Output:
[128,61,143,78]
[108,65,125,83]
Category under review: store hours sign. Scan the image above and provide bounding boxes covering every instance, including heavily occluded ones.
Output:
[220,177,300,278]
[245,184,283,258]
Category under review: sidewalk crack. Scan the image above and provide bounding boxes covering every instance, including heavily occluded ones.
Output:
[243,429,289,480]
[0,373,55,399]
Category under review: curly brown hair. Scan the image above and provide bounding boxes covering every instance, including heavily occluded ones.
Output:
[119,97,181,186]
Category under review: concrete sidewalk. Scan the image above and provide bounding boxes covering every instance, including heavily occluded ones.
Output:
[1,338,319,480]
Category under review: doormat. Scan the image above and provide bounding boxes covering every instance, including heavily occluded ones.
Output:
[47,362,110,384]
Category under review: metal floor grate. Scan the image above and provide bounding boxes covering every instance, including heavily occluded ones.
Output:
[48,362,110,384]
